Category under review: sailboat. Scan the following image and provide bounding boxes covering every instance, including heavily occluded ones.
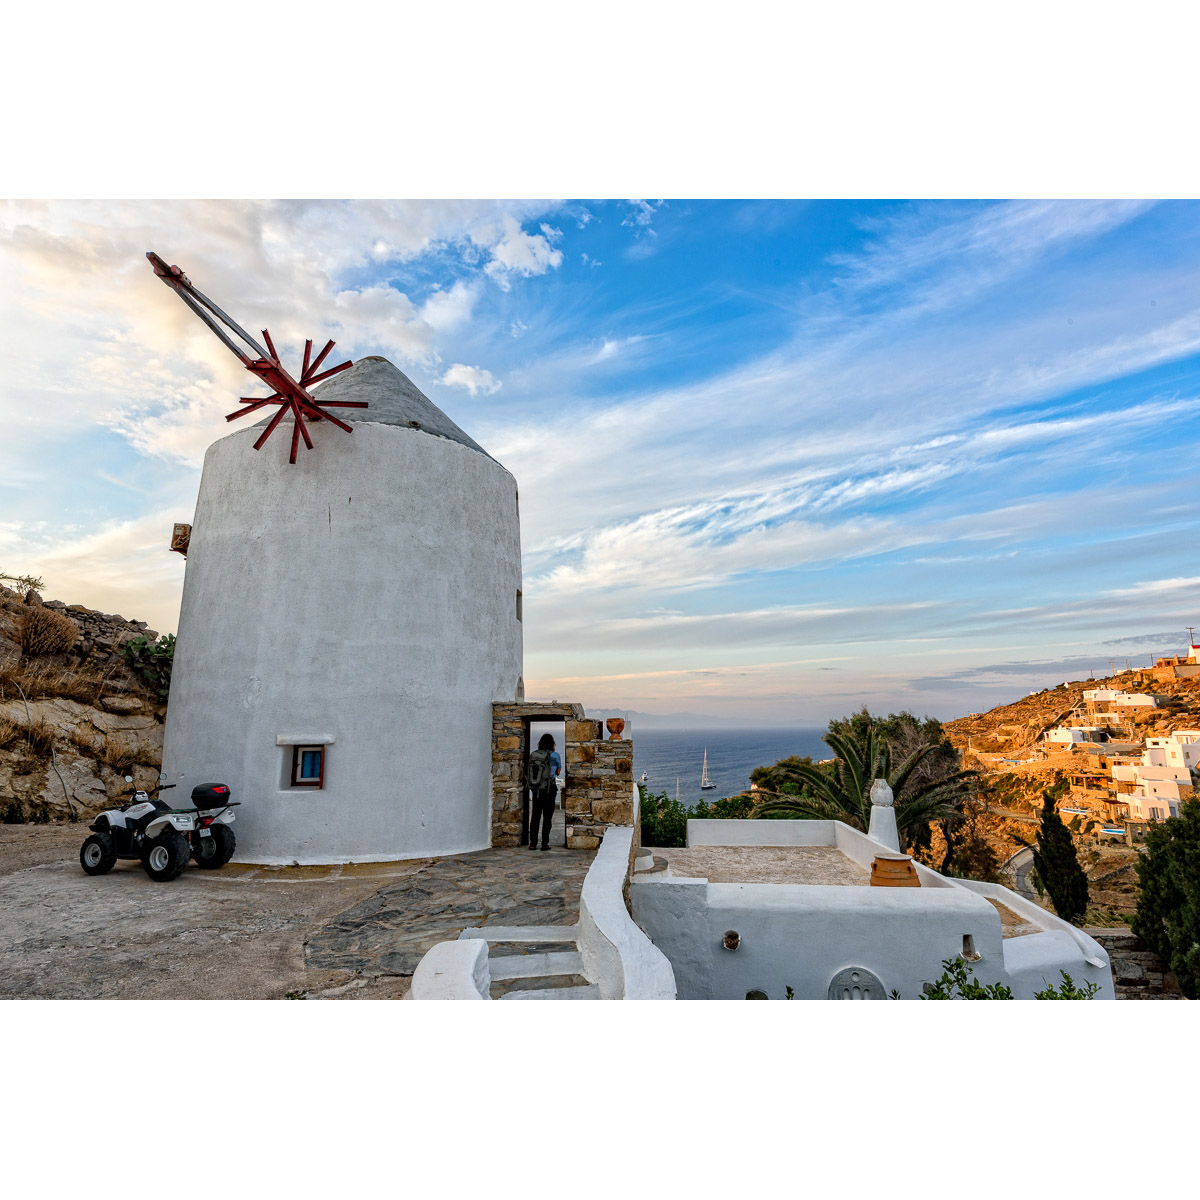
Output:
[700,747,715,790]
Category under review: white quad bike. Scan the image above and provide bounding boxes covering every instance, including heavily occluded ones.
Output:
[79,778,239,882]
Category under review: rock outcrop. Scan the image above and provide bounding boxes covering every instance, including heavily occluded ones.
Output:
[0,585,167,822]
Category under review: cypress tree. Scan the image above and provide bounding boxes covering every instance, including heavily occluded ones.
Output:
[1031,791,1089,925]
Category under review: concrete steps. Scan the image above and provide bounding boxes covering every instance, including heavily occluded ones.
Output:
[500,984,600,1000]
[458,924,578,943]
[458,923,597,1000]
[488,950,584,980]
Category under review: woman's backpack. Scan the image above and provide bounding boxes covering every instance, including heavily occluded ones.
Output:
[529,748,554,792]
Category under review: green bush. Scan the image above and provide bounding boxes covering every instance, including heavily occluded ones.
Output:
[1,798,25,824]
[638,785,709,848]
[920,958,1014,999]
[1132,799,1200,999]
[119,633,175,698]
[1034,971,1101,999]
[705,792,756,820]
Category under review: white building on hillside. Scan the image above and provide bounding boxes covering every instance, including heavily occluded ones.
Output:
[1108,732,1197,821]
[1083,688,1156,709]
[1045,725,1104,747]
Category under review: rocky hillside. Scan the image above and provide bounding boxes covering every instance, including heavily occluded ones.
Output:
[944,673,1200,758]
[0,585,168,823]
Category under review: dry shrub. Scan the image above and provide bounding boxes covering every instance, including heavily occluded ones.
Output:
[0,714,21,750]
[67,725,102,756]
[20,719,57,757]
[99,734,140,775]
[0,663,124,707]
[20,607,78,656]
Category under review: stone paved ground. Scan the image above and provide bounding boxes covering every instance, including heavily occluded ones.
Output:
[652,845,869,886]
[305,844,594,981]
[1,824,594,999]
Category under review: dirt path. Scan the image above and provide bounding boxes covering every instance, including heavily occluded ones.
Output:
[0,824,428,999]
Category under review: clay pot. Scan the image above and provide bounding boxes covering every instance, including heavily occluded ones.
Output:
[870,854,920,887]
[605,717,625,740]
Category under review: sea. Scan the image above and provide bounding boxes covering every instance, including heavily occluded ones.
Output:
[631,727,828,807]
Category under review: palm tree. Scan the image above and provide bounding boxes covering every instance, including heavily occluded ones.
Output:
[752,722,974,845]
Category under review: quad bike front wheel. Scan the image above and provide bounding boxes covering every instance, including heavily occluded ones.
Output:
[192,824,236,869]
[80,832,117,876]
[141,830,190,882]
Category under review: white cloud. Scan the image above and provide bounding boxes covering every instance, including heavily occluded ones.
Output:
[440,363,501,396]
[482,215,564,287]
[622,199,663,229]
[418,279,479,333]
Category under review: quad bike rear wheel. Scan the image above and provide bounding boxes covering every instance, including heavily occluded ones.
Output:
[141,830,190,882]
[80,832,116,876]
[193,824,236,869]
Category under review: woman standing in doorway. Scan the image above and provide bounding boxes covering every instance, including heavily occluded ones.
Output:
[528,732,560,851]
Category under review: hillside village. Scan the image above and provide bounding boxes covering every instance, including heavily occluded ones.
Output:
[941,648,1200,925]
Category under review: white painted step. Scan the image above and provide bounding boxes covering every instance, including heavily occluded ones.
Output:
[458,925,579,943]
[488,951,584,981]
[499,984,601,1000]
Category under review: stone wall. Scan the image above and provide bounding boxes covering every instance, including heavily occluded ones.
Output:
[491,702,635,850]
[45,600,158,662]
[0,586,159,675]
[1085,928,1183,999]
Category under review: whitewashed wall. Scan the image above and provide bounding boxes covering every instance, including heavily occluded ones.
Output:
[162,406,522,863]
[632,819,1115,999]
[579,822,676,1000]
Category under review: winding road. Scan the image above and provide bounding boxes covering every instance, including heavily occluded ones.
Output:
[1000,846,1037,901]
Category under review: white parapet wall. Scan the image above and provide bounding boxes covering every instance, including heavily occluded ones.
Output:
[407,938,491,1000]
[408,806,677,1000]
[579,824,677,999]
[632,819,1114,1000]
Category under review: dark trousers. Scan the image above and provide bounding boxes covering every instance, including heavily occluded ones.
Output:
[529,788,556,848]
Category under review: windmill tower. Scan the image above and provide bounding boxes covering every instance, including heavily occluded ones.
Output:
[153,258,523,863]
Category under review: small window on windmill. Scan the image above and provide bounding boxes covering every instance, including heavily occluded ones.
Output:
[516,590,523,622]
[291,746,326,788]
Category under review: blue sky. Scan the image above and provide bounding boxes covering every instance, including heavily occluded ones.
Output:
[2,198,1198,723]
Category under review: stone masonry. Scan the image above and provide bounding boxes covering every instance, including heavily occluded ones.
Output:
[492,702,635,851]
[1085,928,1183,999]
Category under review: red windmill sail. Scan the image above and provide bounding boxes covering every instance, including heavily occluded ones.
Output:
[146,251,365,463]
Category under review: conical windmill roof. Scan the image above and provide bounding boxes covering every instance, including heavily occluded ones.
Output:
[257,355,491,458]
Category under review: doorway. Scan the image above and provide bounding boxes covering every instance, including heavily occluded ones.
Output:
[525,718,566,848]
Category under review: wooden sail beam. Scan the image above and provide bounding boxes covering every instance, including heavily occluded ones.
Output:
[146,251,365,463]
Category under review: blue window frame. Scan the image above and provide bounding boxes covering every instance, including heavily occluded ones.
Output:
[291,745,325,788]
